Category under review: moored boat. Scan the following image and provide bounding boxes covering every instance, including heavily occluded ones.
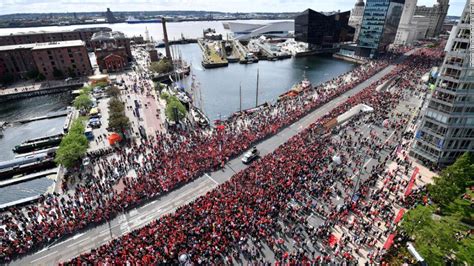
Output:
[13,133,64,154]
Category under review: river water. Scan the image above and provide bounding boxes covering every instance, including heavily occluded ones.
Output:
[0,21,355,204]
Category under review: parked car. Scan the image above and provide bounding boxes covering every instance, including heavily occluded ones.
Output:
[88,118,101,129]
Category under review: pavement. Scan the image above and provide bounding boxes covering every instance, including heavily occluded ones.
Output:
[11,53,401,265]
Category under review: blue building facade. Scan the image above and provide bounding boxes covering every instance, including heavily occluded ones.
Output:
[357,0,405,57]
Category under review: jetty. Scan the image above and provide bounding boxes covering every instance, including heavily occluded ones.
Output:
[0,168,58,188]
[11,110,69,124]
[0,80,84,103]
[198,39,229,69]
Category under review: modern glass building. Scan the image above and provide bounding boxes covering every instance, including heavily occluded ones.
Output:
[357,0,405,57]
[294,9,354,49]
[410,1,474,167]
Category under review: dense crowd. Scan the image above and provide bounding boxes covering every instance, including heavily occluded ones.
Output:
[0,47,444,263]
[63,47,444,264]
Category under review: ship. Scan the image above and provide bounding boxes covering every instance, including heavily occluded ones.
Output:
[0,151,56,180]
[13,133,64,154]
[126,16,161,24]
[278,72,312,100]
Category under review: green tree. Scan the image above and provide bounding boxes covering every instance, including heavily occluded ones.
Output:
[55,119,88,168]
[107,96,130,133]
[106,86,121,98]
[149,58,173,74]
[429,152,474,206]
[108,112,130,132]
[73,94,93,110]
[165,97,186,122]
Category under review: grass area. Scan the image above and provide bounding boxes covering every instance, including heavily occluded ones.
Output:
[204,42,227,64]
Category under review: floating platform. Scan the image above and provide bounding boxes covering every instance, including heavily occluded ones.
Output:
[0,168,58,188]
[11,110,69,124]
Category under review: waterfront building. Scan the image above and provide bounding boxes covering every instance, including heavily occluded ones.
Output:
[0,40,92,81]
[410,2,473,166]
[31,41,93,80]
[226,21,294,41]
[348,0,365,41]
[294,9,354,49]
[0,43,37,81]
[414,0,450,38]
[357,0,405,57]
[0,27,112,50]
[394,0,430,45]
[394,0,417,45]
[91,31,132,73]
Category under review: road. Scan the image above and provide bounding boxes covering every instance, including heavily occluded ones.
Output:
[14,59,399,265]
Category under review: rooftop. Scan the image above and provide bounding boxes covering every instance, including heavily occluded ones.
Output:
[0,40,85,51]
[91,31,127,41]
[32,40,86,50]
[0,27,112,37]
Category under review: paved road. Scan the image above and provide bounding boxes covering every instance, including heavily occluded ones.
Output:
[14,60,399,265]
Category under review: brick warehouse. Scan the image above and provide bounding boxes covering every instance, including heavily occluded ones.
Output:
[0,40,92,81]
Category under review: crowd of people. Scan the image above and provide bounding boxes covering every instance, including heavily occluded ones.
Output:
[62,47,444,264]
[0,46,444,263]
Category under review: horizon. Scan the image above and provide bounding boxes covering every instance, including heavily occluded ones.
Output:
[0,0,466,16]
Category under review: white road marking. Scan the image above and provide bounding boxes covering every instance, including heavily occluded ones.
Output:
[67,237,90,248]
[205,173,219,185]
[31,251,58,263]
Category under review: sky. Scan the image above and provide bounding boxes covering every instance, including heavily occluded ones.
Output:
[0,0,467,16]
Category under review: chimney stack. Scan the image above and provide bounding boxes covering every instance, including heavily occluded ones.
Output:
[161,17,172,60]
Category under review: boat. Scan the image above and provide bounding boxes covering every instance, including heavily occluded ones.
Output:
[126,16,161,24]
[191,107,210,128]
[13,133,64,154]
[0,152,56,180]
[278,72,312,100]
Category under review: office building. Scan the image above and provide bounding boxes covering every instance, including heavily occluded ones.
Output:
[394,0,430,45]
[358,0,405,57]
[348,0,366,41]
[415,0,450,38]
[410,2,473,166]
[0,27,112,50]
[295,9,354,49]
[0,40,92,81]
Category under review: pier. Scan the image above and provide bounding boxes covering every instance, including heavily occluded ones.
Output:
[10,110,70,124]
[198,39,229,69]
[0,81,84,103]
[0,168,58,188]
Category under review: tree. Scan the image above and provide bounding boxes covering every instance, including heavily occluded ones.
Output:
[429,152,474,206]
[165,97,187,122]
[106,86,121,98]
[55,119,88,168]
[107,96,130,133]
[149,58,173,74]
[73,94,93,110]
[108,112,130,132]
